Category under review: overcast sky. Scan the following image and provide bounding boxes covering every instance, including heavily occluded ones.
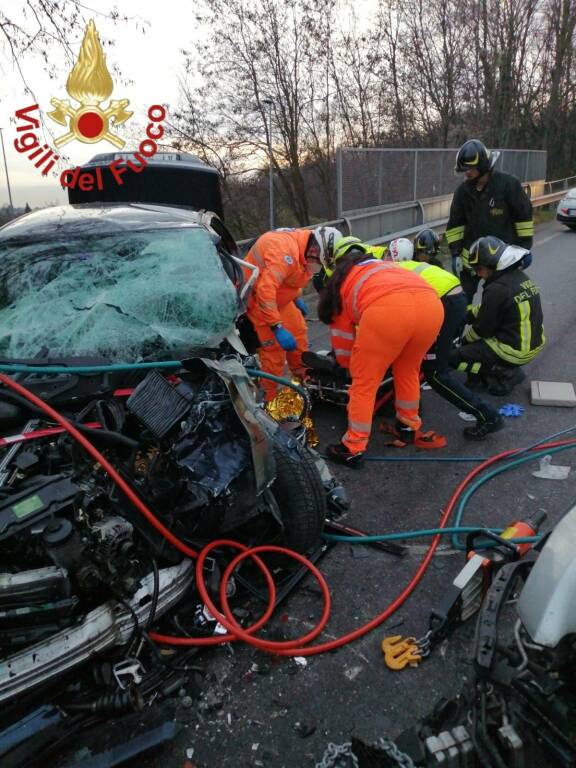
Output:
[0,1,198,208]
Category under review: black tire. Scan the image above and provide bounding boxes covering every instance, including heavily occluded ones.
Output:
[272,444,326,554]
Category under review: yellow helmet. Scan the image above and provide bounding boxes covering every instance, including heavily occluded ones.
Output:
[324,236,369,277]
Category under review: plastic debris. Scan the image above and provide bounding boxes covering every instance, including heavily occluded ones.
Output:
[458,412,477,422]
[344,665,363,681]
[532,455,571,480]
[499,403,525,417]
[293,720,317,738]
[294,657,308,668]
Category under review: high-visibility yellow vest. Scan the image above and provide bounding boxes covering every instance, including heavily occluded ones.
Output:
[366,244,389,260]
[398,260,460,298]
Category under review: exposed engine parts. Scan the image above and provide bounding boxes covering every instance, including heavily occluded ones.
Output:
[0,358,328,761]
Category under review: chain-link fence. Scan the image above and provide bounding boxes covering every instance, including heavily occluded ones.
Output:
[337,148,547,215]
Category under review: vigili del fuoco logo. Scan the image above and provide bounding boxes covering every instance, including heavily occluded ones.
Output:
[13,19,167,190]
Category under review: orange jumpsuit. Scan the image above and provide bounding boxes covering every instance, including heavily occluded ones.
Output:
[244,229,312,399]
[330,260,444,454]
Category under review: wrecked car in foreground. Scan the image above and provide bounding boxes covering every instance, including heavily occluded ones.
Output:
[0,204,328,766]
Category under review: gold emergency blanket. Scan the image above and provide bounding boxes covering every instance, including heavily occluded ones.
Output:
[265,384,319,448]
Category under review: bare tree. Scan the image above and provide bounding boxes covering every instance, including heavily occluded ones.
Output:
[0,1,141,98]
[539,0,576,175]
[172,0,576,232]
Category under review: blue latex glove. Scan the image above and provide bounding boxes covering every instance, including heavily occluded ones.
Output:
[294,297,309,317]
[519,251,533,269]
[451,255,463,277]
[272,325,297,351]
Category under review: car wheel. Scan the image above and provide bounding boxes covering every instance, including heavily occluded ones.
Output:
[272,444,326,553]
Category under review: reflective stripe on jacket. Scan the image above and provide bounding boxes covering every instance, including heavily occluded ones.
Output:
[329,260,437,368]
[244,229,312,326]
[464,269,544,364]
[446,170,534,268]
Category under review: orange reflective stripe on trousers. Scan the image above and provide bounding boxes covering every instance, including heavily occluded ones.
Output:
[342,291,444,454]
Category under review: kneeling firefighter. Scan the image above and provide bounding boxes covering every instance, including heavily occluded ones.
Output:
[244,225,342,400]
[388,244,504,440]
[318,244,444,467]
[450,236,544,396]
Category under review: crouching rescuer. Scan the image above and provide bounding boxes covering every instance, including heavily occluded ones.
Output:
[450,236,544,396]
[388,237,504,440]
[244,226,342,400]
[318,247,444,467]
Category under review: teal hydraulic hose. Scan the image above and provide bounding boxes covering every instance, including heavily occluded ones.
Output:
[360,425,576,464]
[244,368,308,401]
[0,361,305,398]
[0,361,183,374]
[451,441,576,550]
[322,527,537,545]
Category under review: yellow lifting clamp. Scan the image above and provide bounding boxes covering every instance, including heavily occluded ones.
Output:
[381,635,422,671]
[382,631,434,670]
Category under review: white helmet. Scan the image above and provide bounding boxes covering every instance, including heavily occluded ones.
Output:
[496,244,530,271]
[388,238,414,262]
[312,226,343,269]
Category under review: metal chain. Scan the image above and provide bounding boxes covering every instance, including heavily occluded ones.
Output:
[315,736,415,768]
[374,737,416,768]
[315,741,359,768]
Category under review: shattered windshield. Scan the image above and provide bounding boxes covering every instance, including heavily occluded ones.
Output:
[0,226,240,362]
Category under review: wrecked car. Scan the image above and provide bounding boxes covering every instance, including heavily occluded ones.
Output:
[0,202,328,765]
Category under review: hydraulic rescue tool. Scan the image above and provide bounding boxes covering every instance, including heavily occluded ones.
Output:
[381,510,546,670]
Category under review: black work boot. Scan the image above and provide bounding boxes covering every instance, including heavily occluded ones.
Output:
[395,420,416,443]
[487,366,526,396]
[465,374,488,392]
[463,414,505,440]
[325,443,365,469]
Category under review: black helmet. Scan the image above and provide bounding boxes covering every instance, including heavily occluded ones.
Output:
[468,236,506,269]
[455,139,498,175]
[414,228,440,257]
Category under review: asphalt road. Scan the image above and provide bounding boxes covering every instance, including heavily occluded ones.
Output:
[143,220,576,768]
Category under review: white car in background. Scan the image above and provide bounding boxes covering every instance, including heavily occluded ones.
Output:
[556,187,576,229]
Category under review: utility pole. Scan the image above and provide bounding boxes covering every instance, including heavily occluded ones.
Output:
[0,128,14,213]
[263,99,274,229]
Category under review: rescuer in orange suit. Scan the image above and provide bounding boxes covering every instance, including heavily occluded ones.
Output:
[244,226,343,400]
[318,250,445,467]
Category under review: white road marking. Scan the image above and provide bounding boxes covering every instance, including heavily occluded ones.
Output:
[535,232,562,247]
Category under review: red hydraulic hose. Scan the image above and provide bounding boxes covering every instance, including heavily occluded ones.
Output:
[0,422,101,447]
[150,540,279,647]
[0,374,199,560]
[3,372,574,657]
[159,436,576,657]
[0,375,295,646]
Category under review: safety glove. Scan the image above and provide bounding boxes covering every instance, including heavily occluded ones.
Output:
[294,297,309,317]
[272,324,297,351]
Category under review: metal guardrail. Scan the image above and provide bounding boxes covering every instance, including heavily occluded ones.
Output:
[236,217,352,255]
[236,176,575,252]
[362,178,574,247]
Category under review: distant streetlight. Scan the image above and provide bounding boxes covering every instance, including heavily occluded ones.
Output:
[0,128,14,212]
[262,98,274,230]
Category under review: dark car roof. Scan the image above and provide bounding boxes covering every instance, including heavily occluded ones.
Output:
[0,203,211,243]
